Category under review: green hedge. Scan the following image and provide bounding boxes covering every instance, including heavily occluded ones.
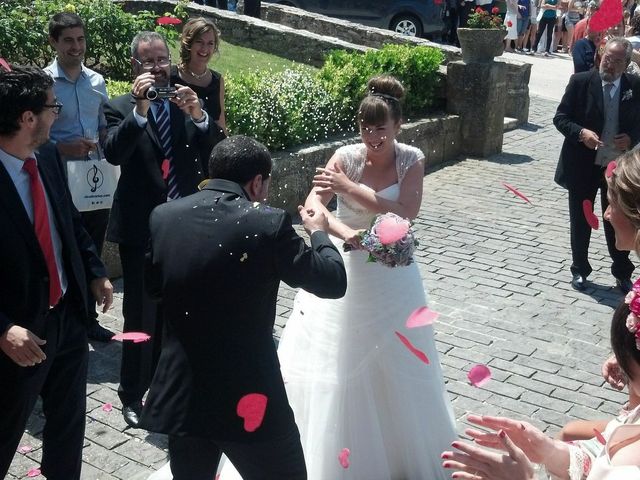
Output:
[0,0,185,81]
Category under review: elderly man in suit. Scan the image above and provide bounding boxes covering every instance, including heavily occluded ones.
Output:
[104,31,223,428]
[140,135,347,480]
[554,37,640,293]
[0,65,112,479]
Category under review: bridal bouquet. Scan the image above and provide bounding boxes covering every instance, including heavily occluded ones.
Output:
[343,212,418,267]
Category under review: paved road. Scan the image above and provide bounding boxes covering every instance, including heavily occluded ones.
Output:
[9,91,630,479]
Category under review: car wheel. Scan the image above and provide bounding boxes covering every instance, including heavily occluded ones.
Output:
[390,14,423,37]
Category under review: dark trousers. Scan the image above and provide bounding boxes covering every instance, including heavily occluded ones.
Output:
[459,1,475,27]
[80,209,109,323]
[534,16,556,53]
[195,0,229,7]
[0,298,88,480]
[244,0,261,17]
[445,6,461,45]
[118,244,161,406]
[568,167,634,280]
[169,426,307,480]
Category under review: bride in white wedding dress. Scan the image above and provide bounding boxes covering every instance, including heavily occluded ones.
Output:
[153,75,457,480]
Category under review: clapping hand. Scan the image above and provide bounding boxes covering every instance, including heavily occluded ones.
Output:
[313,164,354,195]
[442,430,536,480]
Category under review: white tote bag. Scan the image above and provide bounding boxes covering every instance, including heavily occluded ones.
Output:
[67,157,120,211]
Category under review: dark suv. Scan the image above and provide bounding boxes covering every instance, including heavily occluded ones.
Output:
[267,0,443,38]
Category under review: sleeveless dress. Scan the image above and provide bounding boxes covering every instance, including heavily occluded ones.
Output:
[170,66,222,122]
[159,142,457,480]
[256,141,455,479]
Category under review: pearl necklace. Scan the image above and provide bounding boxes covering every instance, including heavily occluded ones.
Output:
[188,68,210,80]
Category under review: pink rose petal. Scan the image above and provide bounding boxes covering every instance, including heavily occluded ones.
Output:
[338,448,350,469]
[112,332,151,343]
[406,306,439,328]
[582,199,599,230]
[395,331,430,364]
[0,58,11,72]
[593,428,606,445]
[27,467,41,477]
[377,218,410,245]
[161,159,170,181]
[605,160,617,178]
[502,182,531,204]
[236,393,268,432]
[467,364,492,387]
[17,445,32,454]
[102,403,113,413]
[156,16,182,25]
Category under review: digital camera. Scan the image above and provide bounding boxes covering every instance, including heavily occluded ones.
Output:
[145,86,177,101]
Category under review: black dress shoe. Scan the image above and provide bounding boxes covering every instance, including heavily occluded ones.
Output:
[122,403,142,428]
[617,277,633,295]
[571,274,586,291]
[87,322,115,342]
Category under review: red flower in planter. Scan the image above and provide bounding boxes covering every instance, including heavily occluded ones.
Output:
[492,6,500,13]
[476,7,484,13]
[156,16,182,25]
[507,20,513,26]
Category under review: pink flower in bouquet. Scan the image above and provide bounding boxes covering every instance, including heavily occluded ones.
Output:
[376,217,410,245]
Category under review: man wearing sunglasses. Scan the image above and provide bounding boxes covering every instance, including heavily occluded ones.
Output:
[0,64,113,479]
[103,31,223,429]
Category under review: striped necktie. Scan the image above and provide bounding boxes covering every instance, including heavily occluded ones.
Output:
[154,100,180,200]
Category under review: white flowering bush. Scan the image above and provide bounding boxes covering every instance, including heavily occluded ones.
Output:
[225,67,354,151]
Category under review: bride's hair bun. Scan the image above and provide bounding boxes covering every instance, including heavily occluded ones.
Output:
[358,75,404,128]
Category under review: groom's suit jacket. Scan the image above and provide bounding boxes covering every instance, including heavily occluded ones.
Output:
[140,179,347,441]
[554,70,640,190]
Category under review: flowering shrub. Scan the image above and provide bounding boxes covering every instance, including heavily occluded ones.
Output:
[225,67,353,151]
[466,7,506,29]
[0,0,186,80]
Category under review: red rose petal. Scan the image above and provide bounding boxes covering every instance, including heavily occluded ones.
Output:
[112,332,151,343]
[161,159,170,181]
[377,218,410,245]
[338,448,350,468]
[102,403,113,413]
[17,445,32,454]
[236,393,268,432]
[589,0,622,32]
[467,364,492,387]
[395,331,430,364]
[502,182,531,204]
[406,306,439,328]
[27,468,41,477]
[582,199,599,230]
[606,160,617,178]
[593,428,606,445]
[156,16,182,25]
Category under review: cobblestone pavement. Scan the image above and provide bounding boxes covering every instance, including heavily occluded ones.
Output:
[8,95,631,479]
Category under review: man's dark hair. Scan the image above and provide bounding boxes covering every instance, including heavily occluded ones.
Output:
[208,135,272,184]
[0,66,53,136]
[48,12,84,41]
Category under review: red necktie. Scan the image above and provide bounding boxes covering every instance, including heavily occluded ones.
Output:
[23,158,62,307]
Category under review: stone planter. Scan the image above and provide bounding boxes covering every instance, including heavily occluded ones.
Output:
[457,28,505,63]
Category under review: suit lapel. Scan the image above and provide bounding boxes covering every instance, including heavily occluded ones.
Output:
[589,71,604,117]
[129,95,163,154]
[0,161,46,265]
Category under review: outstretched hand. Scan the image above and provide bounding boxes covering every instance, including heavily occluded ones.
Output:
[602,354,627,390]
[465,414,554,464]
[313,163,354,195]
[442,430,536,480]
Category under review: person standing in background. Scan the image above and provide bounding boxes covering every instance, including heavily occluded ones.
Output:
[44,12,114,342]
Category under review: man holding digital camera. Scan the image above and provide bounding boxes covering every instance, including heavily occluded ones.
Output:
[103,31,223,428]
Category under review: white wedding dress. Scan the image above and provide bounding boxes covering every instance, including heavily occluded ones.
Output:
[155,142,457,480]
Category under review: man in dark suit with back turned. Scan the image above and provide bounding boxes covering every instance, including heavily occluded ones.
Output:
[554,37,640,293]
[140,135,347,480]
[104,31,222,428]
[0,65,113,479]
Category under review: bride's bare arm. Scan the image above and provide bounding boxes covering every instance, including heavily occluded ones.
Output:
[306,154,363,244]
[313,159,424,220]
